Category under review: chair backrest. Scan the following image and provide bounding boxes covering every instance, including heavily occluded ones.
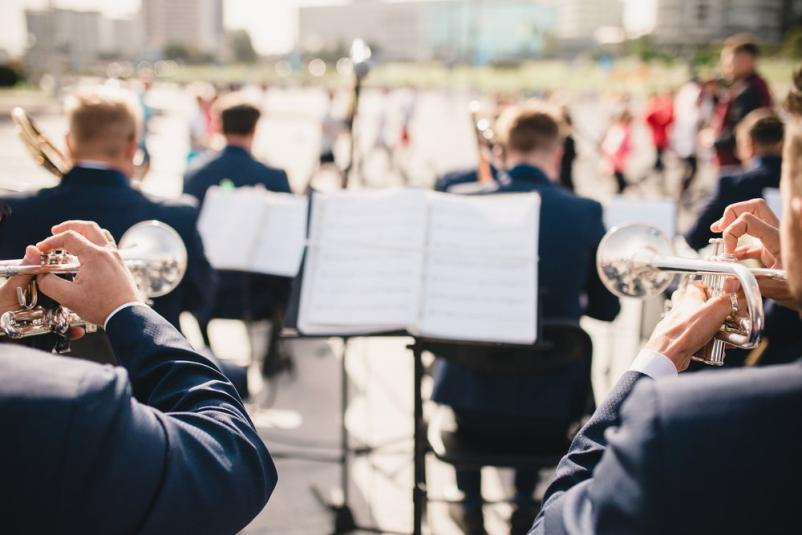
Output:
[422,320,592,374]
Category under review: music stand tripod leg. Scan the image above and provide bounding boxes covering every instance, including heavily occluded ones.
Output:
[412,340,426,535]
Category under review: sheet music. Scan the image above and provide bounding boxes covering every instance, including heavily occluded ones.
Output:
[248,193,309,276]
[604,196,677,237]
[418,193,539,343]
[297,189,540,344]
[198,187,308,277]
[298,189,428,334]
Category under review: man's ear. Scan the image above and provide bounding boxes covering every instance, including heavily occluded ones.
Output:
[124,137,138,161]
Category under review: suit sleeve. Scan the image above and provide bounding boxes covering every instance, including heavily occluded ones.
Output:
[276,170,292,193]
[104,305,276,534]
[685,175,733,251]
[531,371,646,534]
[584,202,621,322]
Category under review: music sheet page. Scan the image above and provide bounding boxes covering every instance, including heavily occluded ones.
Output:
[198,187,308,276]
[298,189,428,333]
[249,193,308,277]
[417,192,539,344]
[197,187,264,270]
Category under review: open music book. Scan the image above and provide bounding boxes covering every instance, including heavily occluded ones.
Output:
[197,186,308,277]
[298,189,540,344]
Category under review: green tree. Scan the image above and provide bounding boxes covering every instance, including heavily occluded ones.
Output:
[163,43,192,62]
[783,27,802,58]
[227,29,257,63]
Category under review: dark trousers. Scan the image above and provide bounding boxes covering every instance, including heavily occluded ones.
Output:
[453,410,541,511]
[614,170,628,193]
[653,147,666,172]
[680,155,698,195]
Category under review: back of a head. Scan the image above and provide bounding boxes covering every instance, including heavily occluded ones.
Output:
[724,33,760,58]
[66,86,142,160]
[218,94,261,136]
[496,102,562,157]
[737,108,784,154]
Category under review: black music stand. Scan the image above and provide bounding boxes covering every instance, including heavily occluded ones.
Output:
[281,263,408,535]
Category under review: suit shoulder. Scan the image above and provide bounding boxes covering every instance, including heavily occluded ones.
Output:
[654,364,802,421]
[0,347,125,405]
[0,185,61,206]
[252,160,287,178]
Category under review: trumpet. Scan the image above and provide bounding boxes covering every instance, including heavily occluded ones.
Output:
[0,220,187,351]
[11,107,69,178]
[597,224,785,366]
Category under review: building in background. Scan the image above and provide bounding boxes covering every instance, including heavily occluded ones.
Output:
[141,0,225,60]
[25,8,103,71]
[652,0,785,50]
[299,0,558,63]
[100,16,144,60]
[543,0,624,56]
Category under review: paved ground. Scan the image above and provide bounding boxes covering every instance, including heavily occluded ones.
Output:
[0,83,718,534]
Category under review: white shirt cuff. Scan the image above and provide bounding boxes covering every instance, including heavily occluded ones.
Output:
[629,348,679,379]
[103,301,147,330]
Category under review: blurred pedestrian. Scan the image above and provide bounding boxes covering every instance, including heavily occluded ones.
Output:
[558,105,577,192]
[600,110,633,193]
[673,79,703,198]
[644,90,675,176]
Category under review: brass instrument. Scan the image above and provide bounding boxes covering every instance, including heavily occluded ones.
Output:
[0,220,187,351]
[469,101,497,184]
[597,224,785,366]
[11,107,69,178]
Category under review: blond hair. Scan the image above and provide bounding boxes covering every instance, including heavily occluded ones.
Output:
[65,86,142,158]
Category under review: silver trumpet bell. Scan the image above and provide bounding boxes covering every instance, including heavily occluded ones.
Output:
[596,224,782,366]
[0,220,187,349]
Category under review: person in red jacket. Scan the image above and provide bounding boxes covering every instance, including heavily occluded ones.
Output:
[644,91,675,175]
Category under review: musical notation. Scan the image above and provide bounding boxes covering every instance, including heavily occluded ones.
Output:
[298,189,540,343]
[198,187,308,277]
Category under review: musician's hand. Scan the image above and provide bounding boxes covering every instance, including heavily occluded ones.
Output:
[710,198,781,268]
[34,221,142,326]
[0,246,40,315]
[645,283,733,372]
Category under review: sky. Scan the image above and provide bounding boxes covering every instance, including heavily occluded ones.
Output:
[0,0,657,58]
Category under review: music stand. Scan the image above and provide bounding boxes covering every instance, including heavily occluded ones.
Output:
[281,259,408,534]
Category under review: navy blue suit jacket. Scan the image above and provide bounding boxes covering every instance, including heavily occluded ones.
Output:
[431,165,620,420]
[685,155,801,366]
[434,166,499,193]
[0,305,276,534]
[184,146,293,320]
[531,360,802,534]
[685,155,781,251]
[0,166,215,329]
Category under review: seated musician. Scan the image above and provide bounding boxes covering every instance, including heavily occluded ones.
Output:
[685,109,801,366]
[0,86,215,334]
[182,95,293,374]
[0,220,276,534]
[431,103,621,535]
[530,112,802,532]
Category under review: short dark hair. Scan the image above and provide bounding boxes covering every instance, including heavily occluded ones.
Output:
[724,34,759,56]
[496,102,562,155]
[219,97,261,135]
[737,108,784,150]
